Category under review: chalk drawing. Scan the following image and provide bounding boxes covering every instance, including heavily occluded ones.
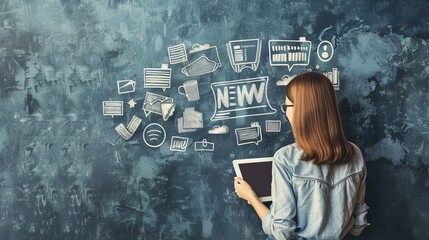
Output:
[115,115,142,140]
[194,139,214,152]
[168,43,188,64]
[226,39,261,73]
[265,120,282,133]
[317,40,334,62]
[117,79,136,94]
[211,76,276,121]
[269,37,312,71]
[142,92,175,120]
[102,101,123,117]
[178,80,200,101]
[143,123,166,148]
[208,125,229,134]
[144,64,171,91]
[322,68,340,90]
[181,44,221,76]
[170,136,189,152]
[276,75,296,86]
[235,122,262,146]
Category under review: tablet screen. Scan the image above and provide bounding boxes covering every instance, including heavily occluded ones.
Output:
[233,158,273,202]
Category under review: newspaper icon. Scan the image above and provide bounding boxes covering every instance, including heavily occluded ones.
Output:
[170,136,189,152]
[269,37,312,71]
[102,101,123,117]
[143,123,166,148]
[194,139,214,152]
[177,117,197,133]
[235,122,262,146]
[226,39,261,73]
[323,68,340,90]
[144,64,171,91]
[181,44,221,76]
[317,40,334,62]
[115,115,142,140]
[211,76,276,121]
[117,79,136,94]
[265,120,282,133]
[142,92,175,120]
[182,108,203,129]
[168,43,187,64]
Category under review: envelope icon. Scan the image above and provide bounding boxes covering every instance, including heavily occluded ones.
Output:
[142,92,174,117]
[117,80,136,94]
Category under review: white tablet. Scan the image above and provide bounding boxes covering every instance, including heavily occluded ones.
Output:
[233,157,273,202]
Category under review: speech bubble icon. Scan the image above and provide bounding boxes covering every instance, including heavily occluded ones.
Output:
[235,122,262,146]
[269,37,312,71]
[102,101,123,117]
[143,64,171,91]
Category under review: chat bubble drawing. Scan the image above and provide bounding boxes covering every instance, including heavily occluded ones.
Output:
[211,76,276,121]
[102,101,123,117]
[269,37,312,71]
[235,122,262,146]
[143,64,171,91]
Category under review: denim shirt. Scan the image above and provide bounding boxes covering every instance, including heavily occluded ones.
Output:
[262,143,369,240]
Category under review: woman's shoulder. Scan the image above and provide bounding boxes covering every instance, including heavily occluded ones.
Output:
[273,143,303,166]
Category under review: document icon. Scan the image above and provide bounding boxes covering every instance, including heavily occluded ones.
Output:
[117,79,136,94]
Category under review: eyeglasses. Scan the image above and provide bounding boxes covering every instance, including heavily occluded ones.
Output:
[280,103,294,113]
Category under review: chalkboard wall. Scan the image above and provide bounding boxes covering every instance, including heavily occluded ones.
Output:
[1,0,428,239]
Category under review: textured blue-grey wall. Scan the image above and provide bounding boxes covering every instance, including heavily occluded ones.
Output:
[0,0,428,239]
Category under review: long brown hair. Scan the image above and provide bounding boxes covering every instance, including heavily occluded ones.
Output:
[286,72,354,164]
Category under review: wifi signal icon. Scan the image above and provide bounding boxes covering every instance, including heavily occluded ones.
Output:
[143,123,166,148]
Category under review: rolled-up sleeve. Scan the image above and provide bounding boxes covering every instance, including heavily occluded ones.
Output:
[349,165,370,236]
[262,151,297,240]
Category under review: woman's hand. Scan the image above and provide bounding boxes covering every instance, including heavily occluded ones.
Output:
[234,177,258,203]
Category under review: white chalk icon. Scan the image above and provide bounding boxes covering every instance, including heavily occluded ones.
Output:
[265,120,282,133]
[194,139,214,152]
[210,76,276,121]
[181,44,221,76]
[235,122,262,146]
[117,79,136,94]
[168,43,188,64]
[208,125,229,134]
[103,101,123,117]
[317,40,334,62]
[143,123,166,148]
[170,136,189,152]
[142,92,175,120]
[178,80,200,101]
[177,117,196,133]
[276,75,296,86]
[143,64,171,91]
[127,99,137,108]
[226,39,261,73]
[269,37,312,71]
[182,107,203,129]
[322,68,340,90]
[115,115,142,140]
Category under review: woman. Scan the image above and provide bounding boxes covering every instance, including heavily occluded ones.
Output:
[234,72,369,240]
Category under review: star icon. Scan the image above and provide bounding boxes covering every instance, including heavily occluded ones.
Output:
[127,99,137,108]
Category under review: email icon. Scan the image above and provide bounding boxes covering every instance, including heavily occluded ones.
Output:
[117,79,136,94]
[142,92,175,120]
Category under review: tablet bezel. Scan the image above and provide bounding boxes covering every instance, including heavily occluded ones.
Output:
[233,157,273,202]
